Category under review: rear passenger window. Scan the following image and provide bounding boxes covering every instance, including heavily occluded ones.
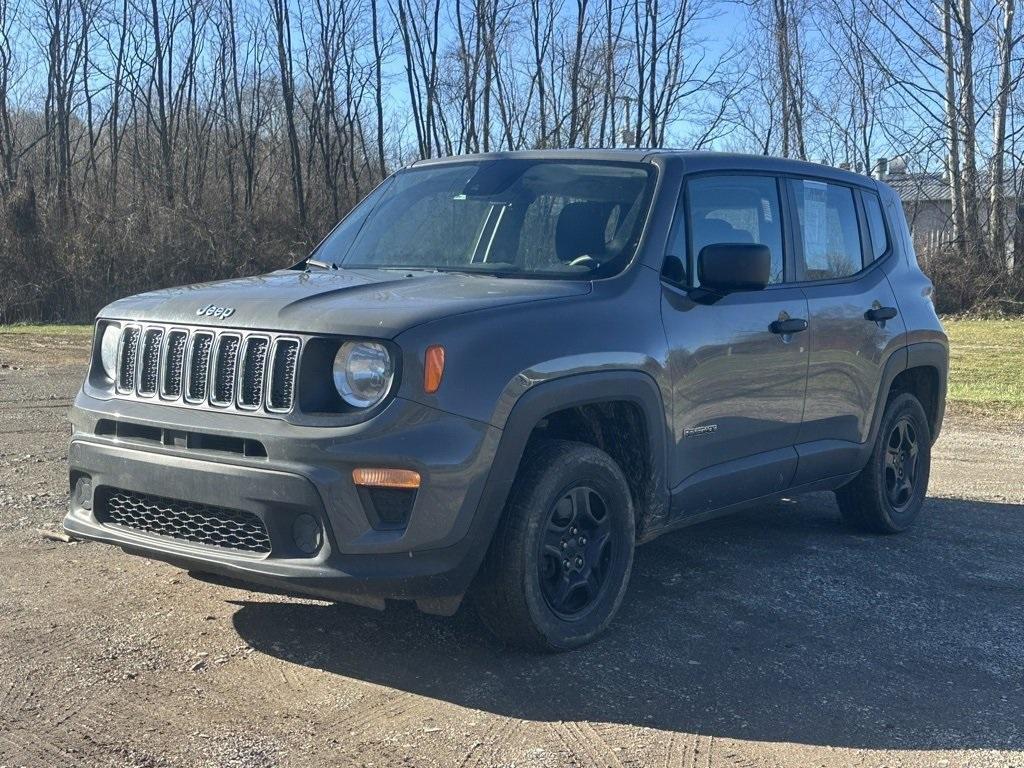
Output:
[793,180,861,280]
[688,176,784,284]
[863,192,889,262]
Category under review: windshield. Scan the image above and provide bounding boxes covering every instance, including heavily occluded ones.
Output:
[314,159,657,279]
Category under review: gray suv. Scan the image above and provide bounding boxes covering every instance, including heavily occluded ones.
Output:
[65,150,948,651]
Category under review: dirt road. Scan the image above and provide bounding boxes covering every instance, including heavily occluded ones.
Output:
[1,332,1022,768]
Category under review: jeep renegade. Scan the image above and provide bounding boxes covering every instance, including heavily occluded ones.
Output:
[65,151,948,651]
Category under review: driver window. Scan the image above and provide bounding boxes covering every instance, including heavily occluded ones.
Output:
[688,176,785,284]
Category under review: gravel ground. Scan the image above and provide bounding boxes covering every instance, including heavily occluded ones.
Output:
[1,332,1022,768]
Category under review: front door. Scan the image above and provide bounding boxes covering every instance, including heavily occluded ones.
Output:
[661,174,810,518]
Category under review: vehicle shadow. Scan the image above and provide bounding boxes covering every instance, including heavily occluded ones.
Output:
[230,493,1024,751]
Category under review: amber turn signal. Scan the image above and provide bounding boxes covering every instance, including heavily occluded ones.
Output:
[352,468,421,489]
[424,345,446,394]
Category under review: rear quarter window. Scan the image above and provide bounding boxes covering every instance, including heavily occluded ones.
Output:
[863,191,889,263]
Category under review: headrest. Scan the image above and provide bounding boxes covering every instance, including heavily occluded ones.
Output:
[555,202,611,262]
[697,217,753,246]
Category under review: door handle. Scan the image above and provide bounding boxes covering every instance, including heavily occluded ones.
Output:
[769,318,808,335]
[865,306,898,322]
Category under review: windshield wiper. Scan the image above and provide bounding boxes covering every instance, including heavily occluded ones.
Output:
[304,257,337,270]
[351,265,524,278]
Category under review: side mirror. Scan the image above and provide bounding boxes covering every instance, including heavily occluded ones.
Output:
[697,243,771,293]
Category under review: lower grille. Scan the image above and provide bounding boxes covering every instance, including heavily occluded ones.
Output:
[98,488,271,554]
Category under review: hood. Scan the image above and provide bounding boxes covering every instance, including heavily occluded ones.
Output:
[98,268,591,337]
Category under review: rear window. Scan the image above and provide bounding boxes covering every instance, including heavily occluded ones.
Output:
[793,179,862,280]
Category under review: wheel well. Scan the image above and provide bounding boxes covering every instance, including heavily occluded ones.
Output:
[525,401,658,536]
[888,365,941,438]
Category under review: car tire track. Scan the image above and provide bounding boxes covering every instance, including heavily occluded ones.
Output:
[549,720,625,768]
[329,689,416,741]
[456,717,521,768]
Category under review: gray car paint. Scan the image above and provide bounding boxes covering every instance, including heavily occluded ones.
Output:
[64,149,948,607]
[796,261,906,446]
[97,267,592,339]
[661,284,810,506]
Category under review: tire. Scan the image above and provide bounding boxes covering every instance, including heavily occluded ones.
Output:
[474,439,636,652]
[835,392,932,534]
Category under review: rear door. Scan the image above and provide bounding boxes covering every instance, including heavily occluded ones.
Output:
[661,174,810,518]
[786,178,907,484]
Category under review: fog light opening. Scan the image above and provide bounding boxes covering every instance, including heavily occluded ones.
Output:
[292,513,323,555]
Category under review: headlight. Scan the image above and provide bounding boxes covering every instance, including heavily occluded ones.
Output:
[99,324,121,380]
[332,341,394,408]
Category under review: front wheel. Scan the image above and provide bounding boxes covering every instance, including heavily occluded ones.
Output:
[474,440,636,652]
[836,392,932,533]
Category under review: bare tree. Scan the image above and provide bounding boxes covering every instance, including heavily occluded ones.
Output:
[958,0,983,260]
[4,0,1024,324]
[0,0,18,195]
[990,0,1020,261]
[269,0,306,225]
[370,0,387,176]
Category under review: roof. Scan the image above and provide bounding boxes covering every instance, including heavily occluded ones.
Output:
[411,149,878,188]
[883,169,1024,203]
[410,149,657,168]
[883,172,950,203]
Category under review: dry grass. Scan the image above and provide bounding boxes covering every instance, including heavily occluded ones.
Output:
[0,324,92,336]
[0,319,1021,421]
[943,317,1024,422]
[0,325,92,368]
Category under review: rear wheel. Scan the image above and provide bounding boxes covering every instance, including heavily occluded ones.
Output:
[836,392,931,533]
[475,440,635,652]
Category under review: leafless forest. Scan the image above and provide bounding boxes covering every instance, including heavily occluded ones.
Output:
[1,0,1023,322]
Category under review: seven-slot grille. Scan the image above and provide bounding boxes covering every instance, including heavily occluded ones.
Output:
[111,324,299,413]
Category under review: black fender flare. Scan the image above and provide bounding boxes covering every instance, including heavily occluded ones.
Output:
[466,370,671,560]
[866,342,948,451]
[905,341,949,442]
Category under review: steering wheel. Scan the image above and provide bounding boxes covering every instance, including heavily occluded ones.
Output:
[568,254,600,269]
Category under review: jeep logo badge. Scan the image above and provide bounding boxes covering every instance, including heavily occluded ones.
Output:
[196,304,235,319]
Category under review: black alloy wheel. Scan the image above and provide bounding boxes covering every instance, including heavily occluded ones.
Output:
[539,485,616,620]
[836,392,931,534]
[884,416,920,512]
[474,439,636,651]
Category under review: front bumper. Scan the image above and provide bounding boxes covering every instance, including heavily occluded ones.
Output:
[64,389,504,608]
